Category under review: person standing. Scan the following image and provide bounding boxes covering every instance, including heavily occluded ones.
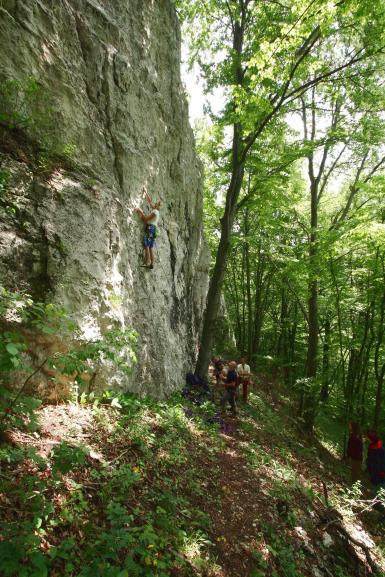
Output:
[213,358,224,383]
[366,430,385,491]
[134,187,161,269]
[220,361,238,417]
[237,356,251,403]
[346,421,363,484]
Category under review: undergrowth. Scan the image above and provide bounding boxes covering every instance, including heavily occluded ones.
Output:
[0,393,223,577]
[1,386,384,577]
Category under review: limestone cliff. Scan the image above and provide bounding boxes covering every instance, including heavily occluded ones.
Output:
[0,0,209,396]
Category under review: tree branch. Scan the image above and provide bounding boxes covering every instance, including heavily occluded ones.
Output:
[364,154,385,183]
[242,29,321,163]
[284,46,385,103]
[225,0,235,34]
[330,151,369,228]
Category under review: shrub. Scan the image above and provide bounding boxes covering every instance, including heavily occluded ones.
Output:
[0,286,137,434]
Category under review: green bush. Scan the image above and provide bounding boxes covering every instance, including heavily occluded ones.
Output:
[0,286,137,433]
[51,442,89,475]
[0,77,53,141]
[0,76,79,168]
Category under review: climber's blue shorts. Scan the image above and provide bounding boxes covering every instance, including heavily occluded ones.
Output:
[144,224,156,249]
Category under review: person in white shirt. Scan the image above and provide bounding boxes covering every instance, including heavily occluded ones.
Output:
[134,187,161,269]
[237,356,251,403]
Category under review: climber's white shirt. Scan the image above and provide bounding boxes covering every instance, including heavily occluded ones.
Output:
[237,363,251,377]
[148,209,160,225]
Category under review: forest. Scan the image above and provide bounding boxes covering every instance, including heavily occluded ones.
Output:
[179,0,385,435]
[1,0,385,576]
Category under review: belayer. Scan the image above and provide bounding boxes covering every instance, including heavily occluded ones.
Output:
[134,187,161,269]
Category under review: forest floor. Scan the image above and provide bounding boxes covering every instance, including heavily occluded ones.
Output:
[1,379,385,577]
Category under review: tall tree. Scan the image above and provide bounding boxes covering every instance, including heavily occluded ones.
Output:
[178,0,385,376]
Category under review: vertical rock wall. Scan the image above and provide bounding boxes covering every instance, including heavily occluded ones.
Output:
[0,0,209,396]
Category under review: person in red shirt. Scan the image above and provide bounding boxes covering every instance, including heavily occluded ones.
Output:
[366,430,385,491]
[346,421,363,484]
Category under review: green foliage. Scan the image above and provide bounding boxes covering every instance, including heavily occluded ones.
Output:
[0,390,224,577]
[62,142,78,161]
[0,286,75,391]
[0,169,8,194]
[0,76,80,170]
[0,77,49,133]
[262,524,303,577]
[180,0,385,430]
[0,542,49,577]
[51,442,88,475]
[0,331,27,371]
[0,287,137,435]
[1,378,383,577]
[0,387,41,432]
[51,328,137,387]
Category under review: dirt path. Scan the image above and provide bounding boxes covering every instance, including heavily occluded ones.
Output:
[3,390,384,577]
[193,400,385,577]
[195,418,274,577]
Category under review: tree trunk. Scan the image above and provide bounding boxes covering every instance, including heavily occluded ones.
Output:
[288,302,298,386]
[320,315,331,401]
[303,180,319,431]
[195,159,245,376]
[231,277,242,352]
[373,372,385,430]
[251,238,265,360]
[195,17,246,376]
[241,240,246,354]
[373,282,385,429]
[244,207,253,359]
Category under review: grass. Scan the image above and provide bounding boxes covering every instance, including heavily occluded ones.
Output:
[0,386,384,577]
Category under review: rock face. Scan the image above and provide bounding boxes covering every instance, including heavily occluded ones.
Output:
[0,0,209,396]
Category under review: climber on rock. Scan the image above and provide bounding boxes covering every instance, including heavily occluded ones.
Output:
[134,187,161,269]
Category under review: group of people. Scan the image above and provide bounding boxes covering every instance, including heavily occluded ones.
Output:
[347,421,385,494]
[209,356,253,417]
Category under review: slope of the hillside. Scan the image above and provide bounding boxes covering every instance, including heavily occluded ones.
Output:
[0,381,384,577]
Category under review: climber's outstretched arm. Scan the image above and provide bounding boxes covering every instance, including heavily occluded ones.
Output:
[145,191,157,209]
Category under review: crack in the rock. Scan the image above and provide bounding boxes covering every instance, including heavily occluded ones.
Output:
[73,12,99,109]
[101,51,124,193]
[166,229,176,280]
[71,6,124,194]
